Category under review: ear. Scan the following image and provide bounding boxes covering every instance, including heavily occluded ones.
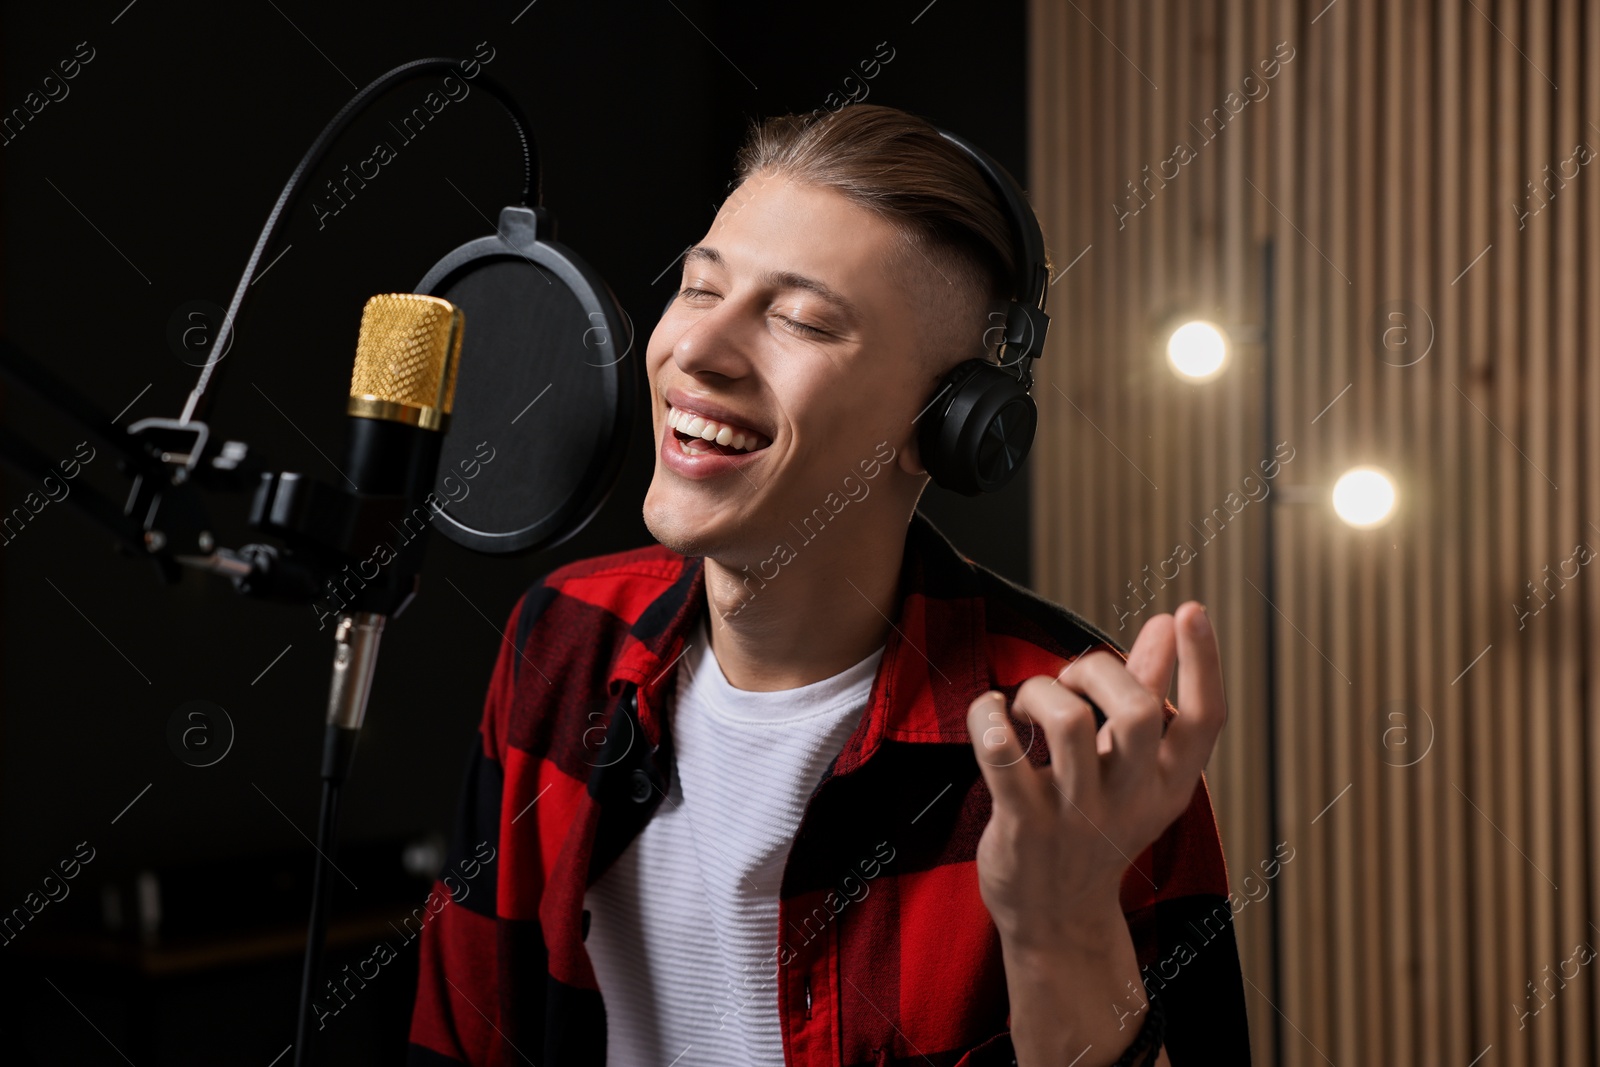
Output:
[899,432,928,476]
[900,361,943,477]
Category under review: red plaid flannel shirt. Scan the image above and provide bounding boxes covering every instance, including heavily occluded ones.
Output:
[406,512,1251,1065]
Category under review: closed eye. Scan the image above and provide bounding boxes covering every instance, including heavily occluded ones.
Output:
[680,286,829,339]
[775,314,826,338]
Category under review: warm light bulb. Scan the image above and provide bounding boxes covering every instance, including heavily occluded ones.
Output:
[1331,466,1397,528]
[1166,320,1229,380]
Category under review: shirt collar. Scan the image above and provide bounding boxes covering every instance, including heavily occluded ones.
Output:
[605,511,994,761]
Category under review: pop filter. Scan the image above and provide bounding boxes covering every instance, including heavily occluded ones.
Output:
[416,204,638,554]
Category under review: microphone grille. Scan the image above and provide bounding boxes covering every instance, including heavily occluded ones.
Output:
[349,293,463,430]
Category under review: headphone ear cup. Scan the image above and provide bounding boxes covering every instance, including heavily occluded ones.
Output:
[918,360,1037,496]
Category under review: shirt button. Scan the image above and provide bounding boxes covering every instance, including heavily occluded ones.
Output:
[629,768,654,803]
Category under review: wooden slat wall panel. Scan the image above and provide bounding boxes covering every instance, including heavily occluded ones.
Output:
[1490,2,1530,1064]
[1333,1,1366,1056]
[1428,1,1471,1060]
[1588,0,1600,1045]
[1027,1,1598,1061]
[1521,1,1558,1064]
[1401,1,1442,1060]
[1378,6,1401,1049]
[1462,2,1501,1057]
[1271,3,1316,1060]
[1553,0,1587,1059]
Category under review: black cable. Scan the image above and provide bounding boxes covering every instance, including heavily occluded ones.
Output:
[293,775,343,1067]
[180,57,541,428]
[294,722,363,1067]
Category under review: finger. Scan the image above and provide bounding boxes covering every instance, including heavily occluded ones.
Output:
[1162,602,1228,780]
[1058,649,1166,776]
[965,690,1039,811]
[1013,675,1099,801]
[1123,613,1178,704]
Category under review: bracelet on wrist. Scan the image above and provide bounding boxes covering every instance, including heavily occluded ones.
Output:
[1108,984,1164,1067]
[1005,982,1165,1067]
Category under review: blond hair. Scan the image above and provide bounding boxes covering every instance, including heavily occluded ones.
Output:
[731,104,1047,373]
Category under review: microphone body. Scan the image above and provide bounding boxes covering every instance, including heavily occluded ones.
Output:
[248,294,464,621]
[335,416,445,618]
[312,293,463,732]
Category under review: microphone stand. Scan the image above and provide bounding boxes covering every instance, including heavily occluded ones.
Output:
[0,57,543,1067]
[0,331,433,1067]
[294,611,384,1062]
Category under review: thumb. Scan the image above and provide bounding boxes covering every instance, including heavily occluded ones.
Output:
[966,690,1035,811]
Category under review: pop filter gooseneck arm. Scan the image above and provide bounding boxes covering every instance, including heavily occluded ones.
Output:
[179,58,540,428]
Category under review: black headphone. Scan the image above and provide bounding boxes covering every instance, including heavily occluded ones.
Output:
[661,126,1049,497]
[919,128,1050,496]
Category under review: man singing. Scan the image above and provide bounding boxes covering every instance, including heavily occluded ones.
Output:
[407,103,1250,1067]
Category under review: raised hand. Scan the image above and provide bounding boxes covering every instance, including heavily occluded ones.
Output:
[963,602,1227,1066]
[965,601,1226,943]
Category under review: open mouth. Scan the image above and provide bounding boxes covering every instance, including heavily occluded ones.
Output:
[666,404,771,458]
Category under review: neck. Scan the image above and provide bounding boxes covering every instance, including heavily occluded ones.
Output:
[700,504,915,691]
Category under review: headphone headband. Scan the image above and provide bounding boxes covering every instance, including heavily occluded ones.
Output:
[935,128,1050,314]
[916,125,1051,496]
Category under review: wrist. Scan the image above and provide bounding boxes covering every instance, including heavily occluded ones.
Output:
[1000,910,1147,1067]
[998,897,1129,963]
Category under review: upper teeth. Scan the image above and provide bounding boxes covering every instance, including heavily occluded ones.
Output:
[667,405,768,452]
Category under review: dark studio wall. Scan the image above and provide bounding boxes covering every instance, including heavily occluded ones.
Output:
[0,1,1027,1062]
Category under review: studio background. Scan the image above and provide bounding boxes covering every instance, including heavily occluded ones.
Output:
[16,1,1587,1065]
[0,1,1029,1063]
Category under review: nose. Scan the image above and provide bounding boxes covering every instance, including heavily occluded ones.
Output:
[667,293,756,383]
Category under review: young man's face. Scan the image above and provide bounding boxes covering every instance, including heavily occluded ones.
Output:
[642,168,947,563]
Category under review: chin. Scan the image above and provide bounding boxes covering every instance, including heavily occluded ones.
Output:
[642,482,726,559]
[642,511,703,558]
[645,475,788,565]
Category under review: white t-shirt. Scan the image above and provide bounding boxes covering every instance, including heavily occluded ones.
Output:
[583,617,884,1066]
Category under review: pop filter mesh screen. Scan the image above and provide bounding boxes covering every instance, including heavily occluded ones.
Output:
[428,255,615,550]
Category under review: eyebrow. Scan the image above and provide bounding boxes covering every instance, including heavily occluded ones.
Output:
[682,244,861,324]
